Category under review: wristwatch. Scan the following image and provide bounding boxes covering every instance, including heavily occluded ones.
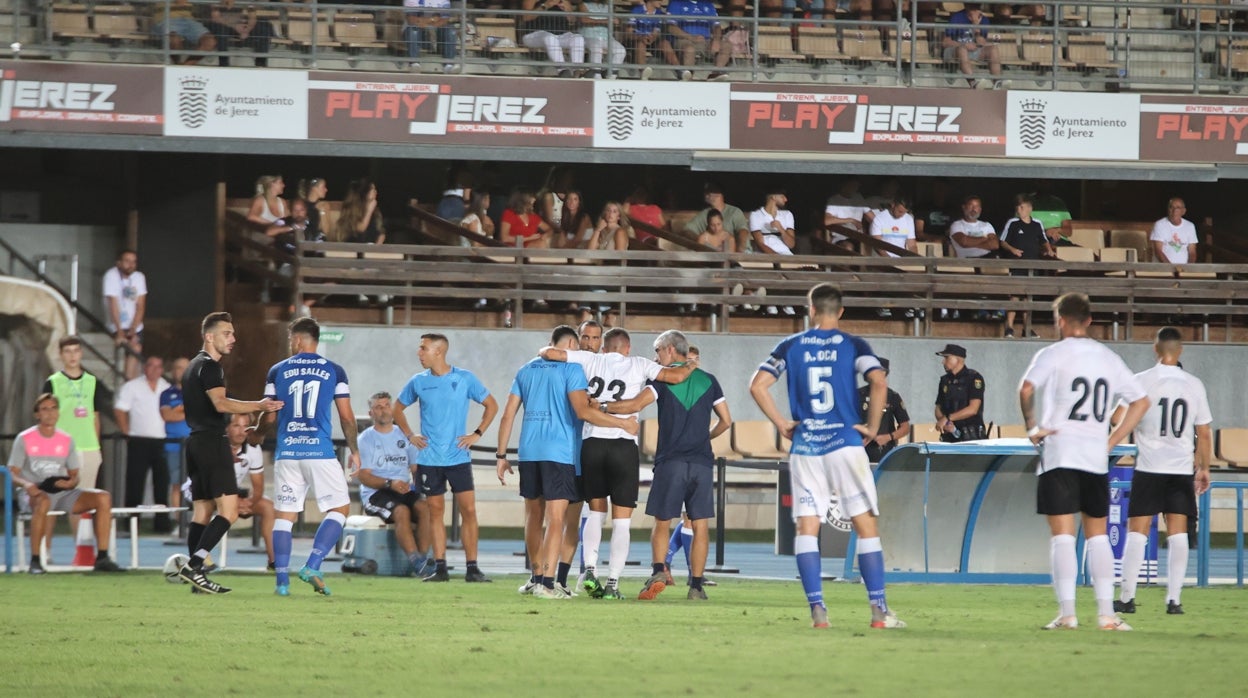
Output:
[384,479,393,490]
[599,402,610,413]
[473,428,483,436]
[495,452,507,459]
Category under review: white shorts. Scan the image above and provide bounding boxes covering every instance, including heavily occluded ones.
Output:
[274,458,350,513]
[789,447,878,522]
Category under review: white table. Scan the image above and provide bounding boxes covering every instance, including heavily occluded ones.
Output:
[110,506,189,569]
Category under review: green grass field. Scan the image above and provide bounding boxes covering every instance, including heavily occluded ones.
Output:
[4,573,1246,696]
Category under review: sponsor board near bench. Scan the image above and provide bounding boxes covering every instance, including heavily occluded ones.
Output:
[0,61,162,135]
[1140,95,1248,163]
[164,66,308,139]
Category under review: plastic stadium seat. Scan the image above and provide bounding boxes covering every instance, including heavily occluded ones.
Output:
[711,428,743,460]
[841,28,888,61]
[1216,428,1248,468]
[731,421,787,460]
[472,17,530,58]
[334,13,385,50]
[757,26,803,63]
[51,5,95,40]
[287,11,341,49]
[798,26,843,61]
[93,6,147,42]
[1098,247,1137,277]
[1110,229,1151,262]
[1067,227,1106,251]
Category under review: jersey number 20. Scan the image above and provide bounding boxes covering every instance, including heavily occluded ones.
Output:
[287,379,321,419]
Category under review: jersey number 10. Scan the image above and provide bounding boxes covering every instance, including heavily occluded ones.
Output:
[287,379,321,419]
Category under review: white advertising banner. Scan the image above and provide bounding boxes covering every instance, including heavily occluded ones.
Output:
[1005,91,1139,160]
[164,66,307,139]
[592,82,729,150]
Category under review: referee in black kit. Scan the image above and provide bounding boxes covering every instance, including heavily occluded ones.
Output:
[177,312,283,594]
[933,344,987,443]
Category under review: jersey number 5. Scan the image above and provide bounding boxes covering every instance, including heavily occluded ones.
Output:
[808,367,835,414]
[287,379,321,419]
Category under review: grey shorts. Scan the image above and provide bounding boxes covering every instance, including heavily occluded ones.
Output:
[943,44,988,62]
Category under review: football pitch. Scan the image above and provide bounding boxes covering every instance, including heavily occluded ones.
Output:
[4,574,1246,696]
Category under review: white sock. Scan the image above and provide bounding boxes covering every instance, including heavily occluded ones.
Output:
[582,510,605,570]
[1167,533,1189,604]
[1050,534,1077,618]
[1119,532,1147,602]
[608,518,631,580]
[1086,534,1115,617]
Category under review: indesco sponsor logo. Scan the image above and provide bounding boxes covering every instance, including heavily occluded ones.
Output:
[0,75,117,122]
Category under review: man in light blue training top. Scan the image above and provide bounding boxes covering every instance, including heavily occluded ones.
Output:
[262,317,360,597]
[496,325,640,599]
[393,333,499,583]
[357,391,433,577]
[750,283,905,630]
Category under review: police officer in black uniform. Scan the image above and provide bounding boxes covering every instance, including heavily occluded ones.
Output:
[934,344,986,443]
[858,358,911,463]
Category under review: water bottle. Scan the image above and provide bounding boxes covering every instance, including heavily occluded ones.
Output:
[950,424,962,440]
[502,308,513,328]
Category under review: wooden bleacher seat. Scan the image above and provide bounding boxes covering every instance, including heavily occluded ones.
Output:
[841,28,888,61]
[334,13,385,50]
[1020,33,1075,68]
[50,5,95,40]
[757,25,804,63]
[897,33,941,65]
[1066,34,1119,70]
[1067,227,1106,251]
[472,17,530,58]
[895,241,941,273]
[287,11,341,49]
[1054,246,1097,267]
[731,421,787,460]
[1225,40,1248,75]
[1216,428,1248,467]
[1110,229,1151,262]
[93,5,147,42]
[1098,247,1137,276]
[798,26,842,61]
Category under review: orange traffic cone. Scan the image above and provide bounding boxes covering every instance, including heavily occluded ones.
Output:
[72,513,96,567]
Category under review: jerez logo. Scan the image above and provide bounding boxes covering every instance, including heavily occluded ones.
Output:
[1018,99,1046,150]
[606,89,634,141]
[177,75,208,129]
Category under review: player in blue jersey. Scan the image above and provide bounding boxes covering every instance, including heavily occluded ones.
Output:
[496,325,641,598]
[261,318,360,597]
[750,283,905,630]
[393,333,499,583]
[357,391,433,577]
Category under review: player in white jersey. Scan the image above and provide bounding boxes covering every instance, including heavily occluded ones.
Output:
[1113,327,1212,616]
[540,326,695,599]
[1019,292,1149,631]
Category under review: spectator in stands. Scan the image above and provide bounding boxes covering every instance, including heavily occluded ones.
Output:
[103,249,146,380]
[748,188,797,256]
[623,186,667,244]
[297,178,330,242]
[720,0,753,65]
[225,413,276,568]
[579,1,627,77]
[436,169,473,224]
[914,179,958,243]
[115,356,172,532]
[823,176,869,250]
[666,0,733,81]
[554,191,594,248]
[948,194,999,259]
[266,198,312,257]
[460,191,495,242]
[942,3,1003,89]
[405,0,458,72]
[338,179,386,244]
[626,0,680,79]
[248,175,288,229]
[864,176,902,212]
[869,197,917,257]
[696,209,736,252]
[501,188,553,247]
[586,202,631,251]
[538,166,576,229]
[520,0,586,78]
[1150,197,1199,266]
[782,0,825,20]
[684,182,751,253]
[1000,193,1053,338]
[152,0,216,65]
[206,0,275,67]
[160,356,190,526]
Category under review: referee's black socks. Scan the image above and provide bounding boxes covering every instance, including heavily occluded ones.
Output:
[187,522,207,559]
[556,562,571,586]
[191,516,232,566]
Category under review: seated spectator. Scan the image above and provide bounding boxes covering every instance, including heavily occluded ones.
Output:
[684,182,751,252]
[267,198,313,256]
[500,189,553,247]
[942,3,1002,89]
[586,201,631,250]
[948,195,999,258]
[436,169,473,223]
[782,0,825,20]
[225,413,275,569]
[460,191,495,243]
[999,193,1053,338]
[538,166,576,225]
[748,188,796,256]
[297,177,330,242]
[520,0,586,78]
[666,0,732,81]
[864,176,902,213]
[869,197,917,257]
[555,191,594,248]
[205,0,275,67]
[696,209,736,252]
[622,186,667,243]
[579,1,627,77]
[152,0,216,65]
[823,176,869,249]
[626,0,679,79]
[8,394,123,574]
[720,1,753,64]
[247,175,287,230]
[337,179,386,244]
[405,0,458,72]
[1150,197,1198,266]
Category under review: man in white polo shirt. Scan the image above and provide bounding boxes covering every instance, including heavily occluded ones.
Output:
[948,194,999,259]
[115,356,172,532]
[103,249,147,380]
[1150,197,1199,265]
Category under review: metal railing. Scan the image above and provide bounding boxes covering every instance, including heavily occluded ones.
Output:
[1197,481,1248,587]
[8,0,1248,94]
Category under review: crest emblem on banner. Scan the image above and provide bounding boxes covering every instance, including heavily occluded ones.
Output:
[1018,99,1046,150]
[606,89,634,141]
[177,75,209,129]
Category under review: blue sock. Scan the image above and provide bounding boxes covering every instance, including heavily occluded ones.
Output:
[665,521,685,566]
[858,537,888,613]
[795,535,824,609]
[273,519,293,587]
[306,512,345,572]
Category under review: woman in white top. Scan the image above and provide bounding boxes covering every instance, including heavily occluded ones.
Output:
[247,175,287,226]
[459,191,495,246]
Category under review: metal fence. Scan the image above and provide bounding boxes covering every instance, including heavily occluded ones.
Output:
[6,0,1248,93]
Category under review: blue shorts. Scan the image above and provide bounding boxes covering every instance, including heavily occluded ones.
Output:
[155,18,210,43]
[646,458,714,521]
[519,460,579,502]
[421,462,474,496]
[165,448,183,485]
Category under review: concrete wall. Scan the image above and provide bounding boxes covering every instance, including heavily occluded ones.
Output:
[0,223,118,321]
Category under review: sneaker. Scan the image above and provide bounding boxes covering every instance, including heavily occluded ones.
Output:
[679,69,692,81]
[413,556,436,578]
[1042,615,1079,630]
[637,573,668,601]
[28,560,45,575]
[687,587,709,601]
[870,611,907,629]
[782,306,796,316]
[877,308,893,318]
[423,568,451,583]
[557,68,574,79]
[583,569,605,599]
[559,583,578,597]
[1027,329,1039,338]
[1004,328,1016,338]
[443,63,457,73]
[993,79,1013,90]
[811,604,830,629]
[275,584,290,597]
[465,569,493,583]
[904,308,916,319]
[534,584,571,600]
[1167,601,1185,615]
[298,566,331,596]
[603,581,624,600]
[1113,598,1136,614]
[475,298,488,310]
[1099,615,1132,631]
[707,71,729,81]
[703,577,717,587]
[662,563,674,586]
[92,557,124,573]
[178,564,231,594]
[518,579,539,595]
[640,66,653,80]
[974,77,993,90]
[765,306,779,316]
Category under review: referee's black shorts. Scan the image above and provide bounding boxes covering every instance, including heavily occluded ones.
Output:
[186,432,238,501]
[581,437,640,508]
[1036,468,1109,517]
[1127,471,1197,519]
